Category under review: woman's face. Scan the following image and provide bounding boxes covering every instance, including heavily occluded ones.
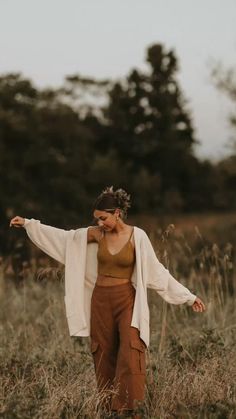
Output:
[93,209,119,231]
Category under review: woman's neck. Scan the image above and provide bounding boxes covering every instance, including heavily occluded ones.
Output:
[111,220,129,235]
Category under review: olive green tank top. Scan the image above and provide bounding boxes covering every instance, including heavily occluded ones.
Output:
[97,227,136,279]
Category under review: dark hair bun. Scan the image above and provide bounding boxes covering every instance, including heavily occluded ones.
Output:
[94,186,131,219]
[104,186,131,215]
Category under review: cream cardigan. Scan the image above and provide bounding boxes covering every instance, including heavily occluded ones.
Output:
[23,218,196,348]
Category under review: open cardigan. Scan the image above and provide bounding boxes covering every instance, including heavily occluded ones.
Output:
[23,218,197,348]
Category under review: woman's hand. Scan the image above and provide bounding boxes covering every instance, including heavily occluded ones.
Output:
[192,297,206,312]
[9,216,25,228]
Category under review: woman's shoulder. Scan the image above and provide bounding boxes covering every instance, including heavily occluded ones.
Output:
[133,226,152,247]
[133,226,148,236]
[87,226,103,243]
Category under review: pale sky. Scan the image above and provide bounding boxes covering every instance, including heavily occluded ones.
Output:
[1,0,236,160]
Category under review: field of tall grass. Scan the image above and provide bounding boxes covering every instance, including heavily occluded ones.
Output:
[1,214,236,418]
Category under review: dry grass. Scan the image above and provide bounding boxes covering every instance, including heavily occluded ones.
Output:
[1,217,236,418]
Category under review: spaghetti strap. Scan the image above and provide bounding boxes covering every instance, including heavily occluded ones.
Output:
[129,227,134,241]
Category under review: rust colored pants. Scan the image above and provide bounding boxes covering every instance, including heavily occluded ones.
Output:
[90,281,146,413]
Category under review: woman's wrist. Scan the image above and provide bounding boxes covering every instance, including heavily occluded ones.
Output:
[187,294,197,306]
[23,218,31,227]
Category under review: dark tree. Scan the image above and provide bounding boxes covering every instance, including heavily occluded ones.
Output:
[103,44,199,211]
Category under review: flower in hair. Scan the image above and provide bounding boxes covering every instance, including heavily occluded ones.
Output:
[102,185,131,217]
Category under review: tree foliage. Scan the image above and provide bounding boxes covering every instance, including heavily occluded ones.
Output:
[0,44,235,253]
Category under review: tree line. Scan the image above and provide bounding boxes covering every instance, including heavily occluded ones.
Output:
[1,43,235,254]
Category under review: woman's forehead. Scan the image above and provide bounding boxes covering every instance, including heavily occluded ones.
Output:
[93,209,108,218]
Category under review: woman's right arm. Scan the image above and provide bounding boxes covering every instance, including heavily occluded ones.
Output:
[87,226,103,243]
[10,216,70,264]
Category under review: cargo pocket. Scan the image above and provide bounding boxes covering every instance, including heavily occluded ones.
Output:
[130,339,146,374]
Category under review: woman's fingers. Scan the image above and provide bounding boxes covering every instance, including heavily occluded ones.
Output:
[10,217,17,226]
[192,298,206,313]
[9,216,24,227]
[201,301,206,311]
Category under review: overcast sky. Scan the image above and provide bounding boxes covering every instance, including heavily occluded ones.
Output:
[1,0,236,160]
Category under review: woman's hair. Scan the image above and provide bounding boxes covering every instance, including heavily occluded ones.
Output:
[93,186,131,220]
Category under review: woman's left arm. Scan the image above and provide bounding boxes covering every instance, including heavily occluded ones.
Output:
[143,233,206,312]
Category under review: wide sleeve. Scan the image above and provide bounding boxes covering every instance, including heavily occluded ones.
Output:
[23,218,72,264]
[143,232,197,306]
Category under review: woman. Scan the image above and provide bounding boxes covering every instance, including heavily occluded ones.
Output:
[10,186,205,418]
